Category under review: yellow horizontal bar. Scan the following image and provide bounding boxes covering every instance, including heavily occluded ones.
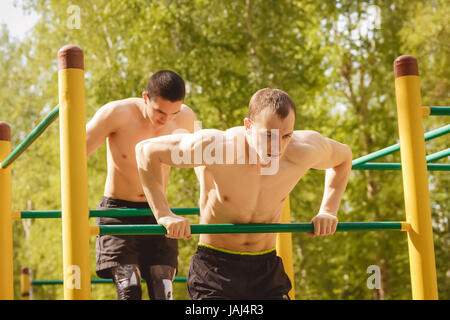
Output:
[11,212,21,220]
[401,221,411,232]
[90,226,100,236]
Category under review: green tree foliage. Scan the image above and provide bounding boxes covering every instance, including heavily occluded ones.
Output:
[0,0,447,299]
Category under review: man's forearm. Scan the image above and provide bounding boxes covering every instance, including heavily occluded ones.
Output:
[141,175,172,221]
[318,159,352,215]
[136,144,174,222]
[136,141,192,239]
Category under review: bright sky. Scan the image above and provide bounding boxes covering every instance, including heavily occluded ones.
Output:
[0,0,40,39]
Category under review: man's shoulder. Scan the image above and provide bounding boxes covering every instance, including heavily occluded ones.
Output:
[284,130,327,163]
[173,104,197,131]
[107,97,142,111]
[292,130,334,151]
[89,98,144,134]
[196,128,227,138]
[292,130,324,144]
[179,104,196,115]
[96,97,142,117]
[224,126,245,137]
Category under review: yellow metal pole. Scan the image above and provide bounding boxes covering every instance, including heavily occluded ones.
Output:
[394,55,438,300]
[276,196,295,299]
[58,45,91,300]
[21,267,31,300]
[0,122,13,300]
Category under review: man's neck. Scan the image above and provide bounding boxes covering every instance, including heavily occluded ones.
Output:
[137,98,158,130]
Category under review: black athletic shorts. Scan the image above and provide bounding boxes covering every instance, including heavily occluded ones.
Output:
[95,196,178,279]
[187,244,292,300]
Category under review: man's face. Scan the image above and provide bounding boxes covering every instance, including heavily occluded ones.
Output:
[143,93,182,128]
[245,108,295,162]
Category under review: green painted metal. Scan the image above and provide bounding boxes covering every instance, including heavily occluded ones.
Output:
[19,210,62,219]
[426,148,450,163]
[32,277,187,285]
[352,144,400,168]
[97,222,403,235]
[429,107,450,116]
[353,163,449,171]
[18,207,200,219]
[352,124,450,168]
[31,280,63,285]
[1,105,59,169]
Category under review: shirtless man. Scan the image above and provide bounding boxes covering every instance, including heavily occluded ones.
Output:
[86,70,197,300]
[135,88,353,299]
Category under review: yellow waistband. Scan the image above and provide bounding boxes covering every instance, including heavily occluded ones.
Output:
[198,243,276,256]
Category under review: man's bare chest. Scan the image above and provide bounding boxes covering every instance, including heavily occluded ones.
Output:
[205,159,308,210]
[108,121,178,157]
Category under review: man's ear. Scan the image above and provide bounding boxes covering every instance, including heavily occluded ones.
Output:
[142,92,149,102]
[244,117,251,130]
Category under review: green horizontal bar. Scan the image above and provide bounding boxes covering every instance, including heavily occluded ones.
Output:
[19,210,62,219]
[1,105,59,169]
[353,163,450,171]
[31,277,187,285]
[31,280,63,285]
[97,222,403,236]
[18,207,200,219]
[429,107,450,116]
[352,124,450,167]
[426,148,450,163]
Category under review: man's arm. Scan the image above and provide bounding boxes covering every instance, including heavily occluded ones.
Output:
[135,129,223,239]
[303,131,353,237]
[86,101,126,156]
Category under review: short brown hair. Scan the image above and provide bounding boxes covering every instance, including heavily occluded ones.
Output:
[147,70,185,102]
[248,88,296,121]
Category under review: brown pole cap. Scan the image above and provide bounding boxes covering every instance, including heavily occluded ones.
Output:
[21,267,30,275]
[0,122,11,141]
[394,55,418,78]
[58,45,84,70]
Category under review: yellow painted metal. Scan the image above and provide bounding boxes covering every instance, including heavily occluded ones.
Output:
[401,222,411,232]
[0,140,13,299]
[58,67,91,300]
[90,226,100,237]
[276,196,295,300]
[422,107,430,116]
[21,269,31,300]
[395,75,438,300]
[11,211,21,220]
